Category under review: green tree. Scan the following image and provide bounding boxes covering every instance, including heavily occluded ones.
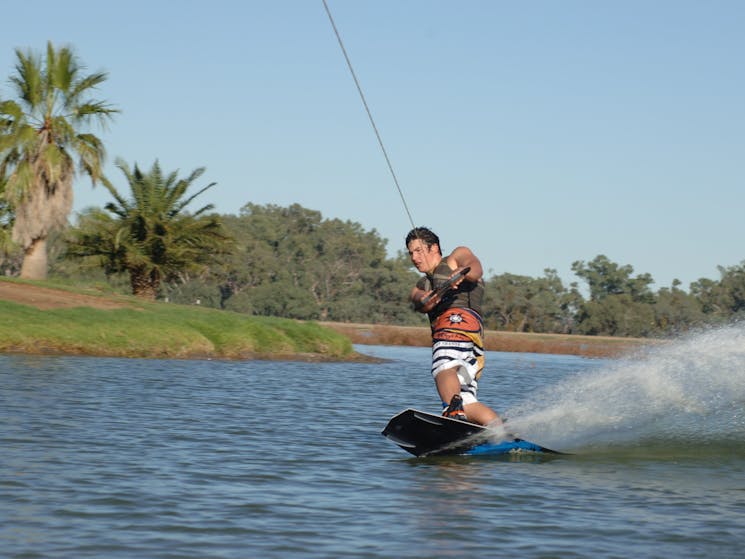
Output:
[688,262,745,322]
[689,277,726,318]
[571,254,655,303]
[654,279,705,334]
[716,262,745,317]
[0,41,117,279]
[572,255,657,336]
[482,269,572,333]
[352,252,421,325]
[209,203,417,322]
[574,294,656,337]
[483,272,534,331]
[65,159,229,299]
[217,203,324,317]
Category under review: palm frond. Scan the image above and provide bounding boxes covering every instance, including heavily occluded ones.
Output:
[11,48,43,109]
[172,182,216,216]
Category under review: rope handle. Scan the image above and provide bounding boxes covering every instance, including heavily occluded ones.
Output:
[419,266,471,308]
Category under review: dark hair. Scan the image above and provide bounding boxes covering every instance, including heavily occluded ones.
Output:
[405,227,440,251]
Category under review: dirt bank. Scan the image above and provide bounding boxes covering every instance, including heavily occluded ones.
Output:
[321,322,654,358]
[0,281,130,310]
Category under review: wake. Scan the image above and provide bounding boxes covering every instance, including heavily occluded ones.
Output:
[501,323,745,451]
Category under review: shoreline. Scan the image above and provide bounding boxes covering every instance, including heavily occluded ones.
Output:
[321,322,655,358]
[0,278,652,360]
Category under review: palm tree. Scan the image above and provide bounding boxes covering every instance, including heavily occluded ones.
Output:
[0,41,117,279]
[66,158,230,299]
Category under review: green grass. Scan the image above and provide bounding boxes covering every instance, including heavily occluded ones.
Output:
[0,294,356,361]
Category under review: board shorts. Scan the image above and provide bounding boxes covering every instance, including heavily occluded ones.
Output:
[430,308,485,407]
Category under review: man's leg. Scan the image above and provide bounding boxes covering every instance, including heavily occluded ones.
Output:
[435,367,502,426]
[434,368,461,405]
[464,402,501,426]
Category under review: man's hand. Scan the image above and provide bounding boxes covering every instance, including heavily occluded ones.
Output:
[413,288,439,312]
[418,266,471,309]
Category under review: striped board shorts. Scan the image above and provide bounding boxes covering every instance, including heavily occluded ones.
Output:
[430,308,485,406]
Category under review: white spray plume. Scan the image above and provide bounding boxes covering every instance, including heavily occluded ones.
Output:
[502,324,745,450]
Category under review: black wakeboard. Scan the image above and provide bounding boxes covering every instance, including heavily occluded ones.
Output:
[382,408,561,457]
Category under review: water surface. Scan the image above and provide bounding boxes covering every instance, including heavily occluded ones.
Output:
[2,326,745,558]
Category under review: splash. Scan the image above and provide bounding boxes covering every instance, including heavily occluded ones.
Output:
[502,324,745,451]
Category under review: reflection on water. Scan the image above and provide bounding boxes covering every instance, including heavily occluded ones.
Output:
[2,326,745,558]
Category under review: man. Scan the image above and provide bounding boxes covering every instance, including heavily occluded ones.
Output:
[406,227,501,426]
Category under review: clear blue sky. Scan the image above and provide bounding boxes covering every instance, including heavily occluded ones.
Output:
[2,1,743,289]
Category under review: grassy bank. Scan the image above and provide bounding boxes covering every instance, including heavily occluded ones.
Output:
[0,278,654,360]
[0,290,358,361]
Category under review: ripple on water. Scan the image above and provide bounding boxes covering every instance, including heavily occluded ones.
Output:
[2,341,745,558]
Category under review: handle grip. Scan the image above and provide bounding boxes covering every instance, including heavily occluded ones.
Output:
[419,266,471,308]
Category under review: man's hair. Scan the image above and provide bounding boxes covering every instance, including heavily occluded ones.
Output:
[405,227,441,253]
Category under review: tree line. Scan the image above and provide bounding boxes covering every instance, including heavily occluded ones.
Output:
[2,42,745,338]
[10,198,745,338]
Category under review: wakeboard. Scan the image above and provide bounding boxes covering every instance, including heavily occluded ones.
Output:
[382,408,560,457]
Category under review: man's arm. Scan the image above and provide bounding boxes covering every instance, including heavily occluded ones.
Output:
[445,246,483,283]
[410,285,436,313]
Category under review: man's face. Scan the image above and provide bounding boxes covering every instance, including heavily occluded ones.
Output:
[407,239,439,274]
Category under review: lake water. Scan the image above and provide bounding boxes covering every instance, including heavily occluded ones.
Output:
[2,325,745,558]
